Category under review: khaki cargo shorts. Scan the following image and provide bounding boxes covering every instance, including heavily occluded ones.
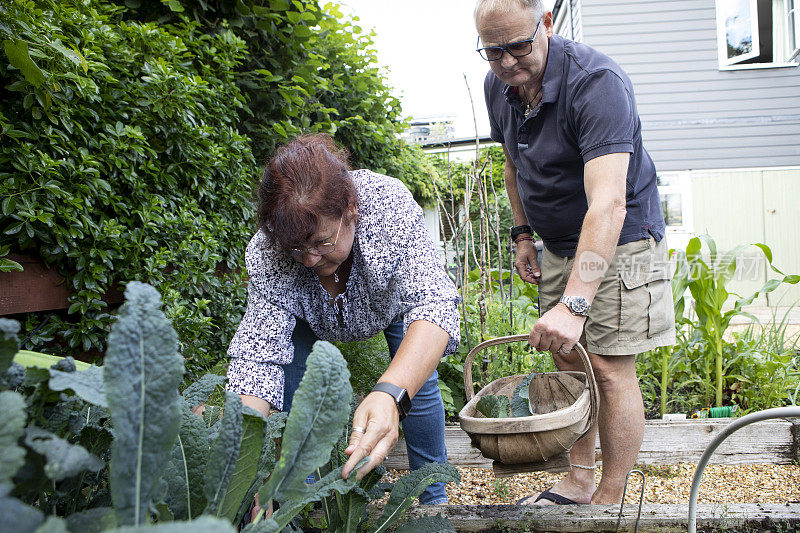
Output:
[538,237,676,355]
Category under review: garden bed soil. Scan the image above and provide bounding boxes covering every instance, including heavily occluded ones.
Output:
[384,464,800,505]
[376,464,800,531]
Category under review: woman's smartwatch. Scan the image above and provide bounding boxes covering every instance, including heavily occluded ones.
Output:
[372,382,412,421]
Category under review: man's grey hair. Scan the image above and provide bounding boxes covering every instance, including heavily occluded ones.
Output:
[474,0,546,24]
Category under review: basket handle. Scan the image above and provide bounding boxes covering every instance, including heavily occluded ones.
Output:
[462,334,599,433]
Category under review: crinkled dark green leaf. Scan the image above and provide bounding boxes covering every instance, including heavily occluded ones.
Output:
[1,361,26,389]
[82,403,111,430]
[203,391,242,517]
[217,407,265,522]
[51,356,77,373]
[394,513,456,533]
[0,487,44,531]
[233,411,288,526]
[49,365,107,407]
[40,395,83,435]
[372,462,460,533]
[261,411,287,472]
[267,461,367,533]
[476,394,511,418]
[65,507,116,533]
[511,394,532,417]
[511,373,534,417]
[181,373,226,409]
[513,372,534,399]
[258,341,352,504]
[163,401,210,520]
[104,282,184,526]
[35,516,70,533]
[24,427,104,481]
[110,516,235,533]
[333,460,384,533]
[0,318,20,376]
[0,390,27,485]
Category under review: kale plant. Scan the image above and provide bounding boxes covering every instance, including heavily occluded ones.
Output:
[0,284,459,532]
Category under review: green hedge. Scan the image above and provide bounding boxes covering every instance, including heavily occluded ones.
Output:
[1,0,257,376]
[1,0,438,375]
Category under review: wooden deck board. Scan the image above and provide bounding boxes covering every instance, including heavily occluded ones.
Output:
[378,503,800,532]
[385,419,800,470]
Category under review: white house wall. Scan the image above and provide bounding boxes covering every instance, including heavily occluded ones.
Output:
[567,0,800,172]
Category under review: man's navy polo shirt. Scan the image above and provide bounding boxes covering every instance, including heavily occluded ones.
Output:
[484,34,665,257]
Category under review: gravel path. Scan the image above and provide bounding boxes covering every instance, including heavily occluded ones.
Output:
[384,464,800,505]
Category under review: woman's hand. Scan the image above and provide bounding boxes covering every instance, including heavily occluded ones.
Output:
[341,390,399,480]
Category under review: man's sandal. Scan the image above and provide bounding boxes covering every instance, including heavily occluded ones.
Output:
[516,487,581,505]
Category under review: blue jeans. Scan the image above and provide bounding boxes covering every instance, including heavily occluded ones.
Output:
[282,318,449,505]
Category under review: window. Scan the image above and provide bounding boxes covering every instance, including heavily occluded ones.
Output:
[657,172,693,232]
[790,0,800,59]
[716,0,800,68]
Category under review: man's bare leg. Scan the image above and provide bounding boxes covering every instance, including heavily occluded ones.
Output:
[520,349,643,505]
[590,353,643,504]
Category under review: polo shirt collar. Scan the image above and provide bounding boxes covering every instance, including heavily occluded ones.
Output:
[541,34,564,104]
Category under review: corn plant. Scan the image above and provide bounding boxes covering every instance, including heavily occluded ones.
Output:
[673,235,800,407]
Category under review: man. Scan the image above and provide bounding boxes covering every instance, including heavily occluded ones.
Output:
[475,0,676,505]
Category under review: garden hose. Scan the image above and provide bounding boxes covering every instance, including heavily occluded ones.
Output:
[687,406,800,533]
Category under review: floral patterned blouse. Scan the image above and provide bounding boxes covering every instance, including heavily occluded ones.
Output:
[226,169,461,409]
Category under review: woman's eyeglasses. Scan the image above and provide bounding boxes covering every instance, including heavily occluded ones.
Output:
[289,214,343,260]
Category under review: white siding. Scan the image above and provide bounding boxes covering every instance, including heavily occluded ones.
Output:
[555,0,583,42]
[575,0,800,171]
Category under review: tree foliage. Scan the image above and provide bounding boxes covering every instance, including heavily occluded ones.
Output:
[0,0,436,373]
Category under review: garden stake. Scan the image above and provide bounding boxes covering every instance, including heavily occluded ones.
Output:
[615,469,645,533]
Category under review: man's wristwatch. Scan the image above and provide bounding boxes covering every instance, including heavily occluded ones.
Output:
[509,224,532,241]
[372,382,412,421]
[559,296,591,317]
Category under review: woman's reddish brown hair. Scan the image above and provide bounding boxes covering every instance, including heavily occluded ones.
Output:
[257,134,357,251]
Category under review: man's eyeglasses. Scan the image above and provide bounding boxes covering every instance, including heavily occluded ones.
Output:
[476,18,542,61]
[289,214,343,260]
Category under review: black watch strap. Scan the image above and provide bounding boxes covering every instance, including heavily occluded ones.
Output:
[372,382,412,421]
[510,224,532,241]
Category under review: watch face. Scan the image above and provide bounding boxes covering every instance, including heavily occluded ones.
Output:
[571,298,589,314]
[561,296,589,316]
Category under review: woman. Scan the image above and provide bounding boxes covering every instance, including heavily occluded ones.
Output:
[226,134,460,505]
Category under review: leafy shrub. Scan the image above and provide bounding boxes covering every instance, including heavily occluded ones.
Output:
[0,0,255,375]
[1,0,440,377]
[121,0,438,204]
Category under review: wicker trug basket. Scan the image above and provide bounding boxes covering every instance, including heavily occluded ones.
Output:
[458,334,599,473]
